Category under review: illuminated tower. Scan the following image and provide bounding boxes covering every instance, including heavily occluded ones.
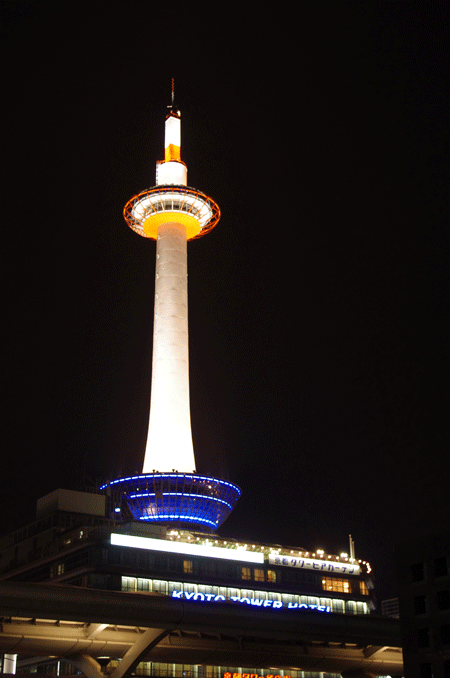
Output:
[102,85,240,531]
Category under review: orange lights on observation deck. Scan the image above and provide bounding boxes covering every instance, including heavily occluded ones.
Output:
[123,80,220,241]
[123,185,220,240]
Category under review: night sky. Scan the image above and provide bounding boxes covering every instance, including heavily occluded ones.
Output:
[1,2,448,605]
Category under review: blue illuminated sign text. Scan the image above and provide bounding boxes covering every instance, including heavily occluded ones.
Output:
[171,591,330,612]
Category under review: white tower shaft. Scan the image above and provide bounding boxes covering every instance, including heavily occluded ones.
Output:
[142,221,196,473]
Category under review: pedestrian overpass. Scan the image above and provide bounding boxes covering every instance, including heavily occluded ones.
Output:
[0,581,403,678]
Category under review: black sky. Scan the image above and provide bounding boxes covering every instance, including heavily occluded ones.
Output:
[1,1,448,604]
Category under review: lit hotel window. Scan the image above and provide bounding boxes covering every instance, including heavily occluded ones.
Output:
[267,569,277,583]
[360,580,369,595]
[241,567,251,580]
[322,577,350,593]
[183,560,193,574]
[254,569,265,582]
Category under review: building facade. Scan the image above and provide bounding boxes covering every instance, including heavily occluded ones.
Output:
[0,489,377,677]
[396,531,450,678]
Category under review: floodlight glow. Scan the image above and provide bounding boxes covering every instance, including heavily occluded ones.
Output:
[111,533,264,563]
[144,221,194,473]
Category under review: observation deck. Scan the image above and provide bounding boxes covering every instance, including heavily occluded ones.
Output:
[124,185,220,240]
[101,473,241,531]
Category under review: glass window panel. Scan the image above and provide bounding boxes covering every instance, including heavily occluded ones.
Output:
[414,595,427,614]
[153,580,168,595]
[418,628,430,648]
[332,599,345,613]
[322,577,351,593]
[137,578,150,592]
[227,588,240,599]
[412,562,425,582]
[442,624,450,645]
[437,590,450,610]
[121,577,136,592]
[241,567,251,580]
[359,580,369,595]
[345,600,357,614]
[254,568,265,582]
[435,557,448,577]
[168,581,182,594]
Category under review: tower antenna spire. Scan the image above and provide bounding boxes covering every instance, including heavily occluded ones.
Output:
[168,78,176,112]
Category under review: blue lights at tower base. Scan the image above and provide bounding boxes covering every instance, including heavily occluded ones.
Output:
[101,473,241,531]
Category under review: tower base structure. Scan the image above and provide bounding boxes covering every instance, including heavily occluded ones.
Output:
[101,474,240,531]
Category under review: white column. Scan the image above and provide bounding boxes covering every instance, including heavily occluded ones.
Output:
[142,222,196,473]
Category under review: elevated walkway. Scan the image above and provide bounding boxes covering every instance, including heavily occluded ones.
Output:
[0,581,403,677]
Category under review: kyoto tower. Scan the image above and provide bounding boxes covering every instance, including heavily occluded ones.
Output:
[102,84,240,531]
